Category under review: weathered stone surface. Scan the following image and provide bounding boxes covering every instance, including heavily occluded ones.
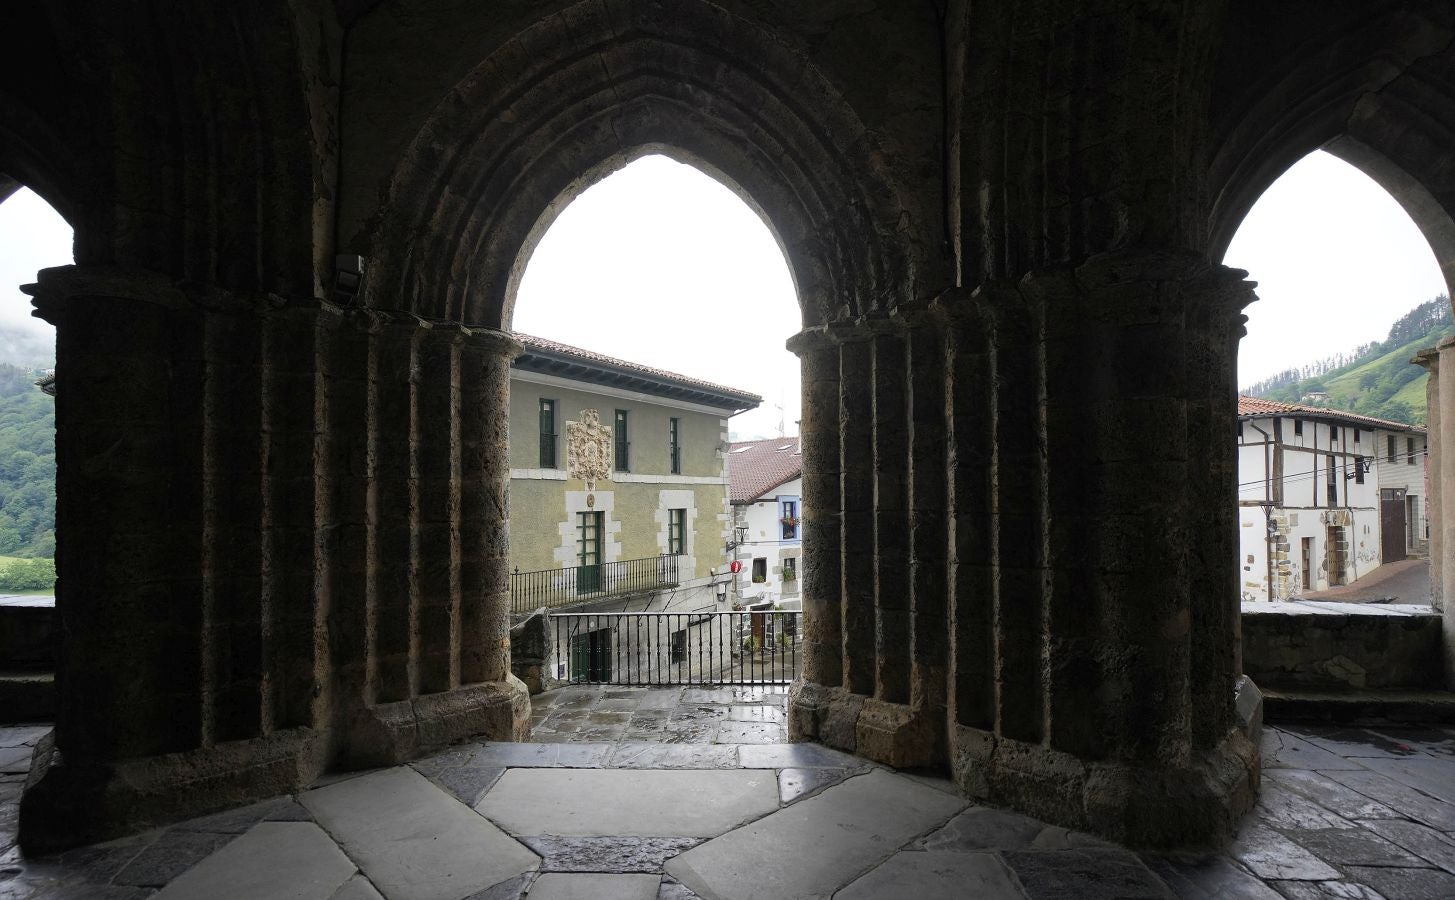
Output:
[1242,606,1443,691]
[478,769,777,838]
[1230,824,1341,881]
[665,770,964,899]
[330,874,387,900]
[525,873,660,900]
[1000,849,1173,899]
[836,849,1024,899]
[24,0,1455,860]
[1144,855,1282,899]
[154,822,356,900]
[172,796,311,834]
[464,873,534,900]
[1262,770,1401,821]
[519,837,703,873]
[777,768,849,805]
[1359,818,1455,874]
[1342,866,1455,899]
[300,768,538,900]
[112,829,236,887]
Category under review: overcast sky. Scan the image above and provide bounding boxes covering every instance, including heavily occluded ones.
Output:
[0,149,1447,422]
[1226,150,1448,387]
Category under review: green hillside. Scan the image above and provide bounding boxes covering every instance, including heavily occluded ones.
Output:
[1244,295,1452,425]
[0,364,56,558]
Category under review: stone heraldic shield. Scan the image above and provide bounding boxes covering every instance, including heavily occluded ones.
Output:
[567,409,613,493]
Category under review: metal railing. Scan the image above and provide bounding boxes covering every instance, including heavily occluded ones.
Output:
[510,555,682,615]
[548,610,802,686]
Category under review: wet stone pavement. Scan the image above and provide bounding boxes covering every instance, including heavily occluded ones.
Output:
[529,685,789,745]
[0,690,1452,898]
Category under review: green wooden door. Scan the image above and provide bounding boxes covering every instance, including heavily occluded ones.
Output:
[576,511,603,594]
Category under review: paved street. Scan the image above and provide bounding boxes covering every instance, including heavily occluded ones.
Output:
[2,693,1455,897]
[1304,558,1432,605]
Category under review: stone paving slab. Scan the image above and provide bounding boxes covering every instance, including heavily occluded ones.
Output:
[301,767,538,900]
[478,768,778,838]
[153,821,356,900]
[835,849,1025,899]
[525,873,661,900]
[664,769,966,899]
[518,836,703,873]
[1343,864,1455,898]
[1001,849,1173,899]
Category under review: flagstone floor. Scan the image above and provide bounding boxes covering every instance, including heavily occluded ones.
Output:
[1,688,1453,898]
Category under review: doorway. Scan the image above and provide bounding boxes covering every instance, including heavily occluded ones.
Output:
[1381,488,1408,563]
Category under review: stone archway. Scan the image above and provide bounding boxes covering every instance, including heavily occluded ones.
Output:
[1207,1,1455,690]
[346,3,927,330]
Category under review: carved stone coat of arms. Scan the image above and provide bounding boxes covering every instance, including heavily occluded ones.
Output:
[566,408,613,493]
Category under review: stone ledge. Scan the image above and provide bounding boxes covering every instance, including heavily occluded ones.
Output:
[948,722,1260,850]
[19,726,325,856]
[343,676,531,768]
[787,679,941,769]
[1242,602,1442,691]
[1261,686,1455,724]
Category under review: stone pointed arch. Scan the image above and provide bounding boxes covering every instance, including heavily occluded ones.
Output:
[358,0,920,329]
[1208,3,1455,296]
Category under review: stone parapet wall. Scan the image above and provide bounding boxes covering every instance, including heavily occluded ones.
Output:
[1243,602,1444,692]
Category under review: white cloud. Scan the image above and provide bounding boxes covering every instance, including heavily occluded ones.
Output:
[1225,150,1448,388]
[513,155,801,438]
[0,188,69,364]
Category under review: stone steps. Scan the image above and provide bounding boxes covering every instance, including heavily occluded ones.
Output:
[1262,687,1455,725]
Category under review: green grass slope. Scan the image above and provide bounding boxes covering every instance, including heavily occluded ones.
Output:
[1252,316,1454,425]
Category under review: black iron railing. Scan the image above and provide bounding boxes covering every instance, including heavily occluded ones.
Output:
[548,610,801,686]
[511,555,682,615]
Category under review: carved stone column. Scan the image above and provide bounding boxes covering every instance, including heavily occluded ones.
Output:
[1414,348,1441,614]
[789,313,945,768]
[1437,338,1455,689]
[19,267,529,854]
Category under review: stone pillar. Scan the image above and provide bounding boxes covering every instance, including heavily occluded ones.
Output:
[936,289,997,744]
[785,330,841,691]
[789,313,948,768]
[790,251,1262,849]
[1436,338,1455,690]
[1415,348,1441,611]
[19,267,529,853]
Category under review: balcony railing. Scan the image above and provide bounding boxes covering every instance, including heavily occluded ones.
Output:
[549,610,802,686]
[511,554,682,615]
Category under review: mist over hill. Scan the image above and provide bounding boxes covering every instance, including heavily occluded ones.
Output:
[1242,294,1452,424]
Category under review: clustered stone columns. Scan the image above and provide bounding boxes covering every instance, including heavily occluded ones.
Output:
[1416,340,1455,689]
[788,251,1264,848]
[19,265,528,853]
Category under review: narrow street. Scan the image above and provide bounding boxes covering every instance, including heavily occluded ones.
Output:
[1303,557,1432,605]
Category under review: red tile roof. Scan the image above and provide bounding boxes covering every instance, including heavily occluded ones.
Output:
[728,437,803,503]
[515,333,761,407]
[1237,396,1426,433]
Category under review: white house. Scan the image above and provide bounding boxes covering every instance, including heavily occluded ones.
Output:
[1237,396,1426,601]
[727,437,803,611]
[1373,425,1431,561]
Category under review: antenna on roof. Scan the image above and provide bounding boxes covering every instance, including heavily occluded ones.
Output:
[775,403,784,437]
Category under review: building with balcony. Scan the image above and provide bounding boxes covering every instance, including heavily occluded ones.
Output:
[727,437,803,611]
[1237,396,1427,601]
[506,333,760,625]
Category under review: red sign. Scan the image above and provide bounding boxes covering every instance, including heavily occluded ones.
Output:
[729,560,742,574]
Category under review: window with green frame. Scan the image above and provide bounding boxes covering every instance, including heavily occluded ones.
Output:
[614,409,630,471]
[669,417,681,474]
[539,398,557,468]
[668,508,686,555]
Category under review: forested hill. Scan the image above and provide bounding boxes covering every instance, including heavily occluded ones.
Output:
[0,364,55,558]
[1243,295,1453,425]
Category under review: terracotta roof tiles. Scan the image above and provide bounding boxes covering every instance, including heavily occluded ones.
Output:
[728,437,803,503]
[1237,395,1425,433]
